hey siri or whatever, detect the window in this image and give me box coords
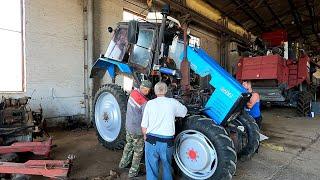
[105,28,128,61]
[123,9,145,21]
[0,0,24,92]
[189,35,200,47]
[169,37,184,69]
[130,29,154,68]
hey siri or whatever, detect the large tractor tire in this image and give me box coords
[174,115,237,180]
[297,91,312,116]
[93,84,128,150]
[235,112,260,156]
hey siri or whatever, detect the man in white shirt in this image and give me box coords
[141,82,187,180]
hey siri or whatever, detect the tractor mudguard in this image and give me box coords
[183,46,248,125]
[90,58,132,79]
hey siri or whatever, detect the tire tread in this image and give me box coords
[92,84,128,150]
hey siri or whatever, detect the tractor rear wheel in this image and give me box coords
[297,91,312,116]
[93,84,128,150]
[174,115,237,180]
[235,113,260,156]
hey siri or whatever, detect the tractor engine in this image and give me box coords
[0,97,45,146]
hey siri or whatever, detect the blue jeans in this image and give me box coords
[145,134,174,180]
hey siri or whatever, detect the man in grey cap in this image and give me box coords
[119,80,152,178]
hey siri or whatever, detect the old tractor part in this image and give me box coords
[0,138,52,157]
[0,156,74,179]
[0,97,73,179]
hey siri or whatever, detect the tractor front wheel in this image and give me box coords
[174,115,237,180]
[93,84,128,150]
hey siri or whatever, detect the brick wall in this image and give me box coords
[0,0,85,123]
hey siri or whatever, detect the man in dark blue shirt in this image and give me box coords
[243,81,262,129]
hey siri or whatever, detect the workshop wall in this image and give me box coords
[0,0,85,123]
[229,42,241,75]
[189,27,220,61]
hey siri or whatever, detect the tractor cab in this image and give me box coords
[105,21,157,74]
[91,7,185,83]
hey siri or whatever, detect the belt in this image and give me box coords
[146,134,174,147]
[146,134,174,142]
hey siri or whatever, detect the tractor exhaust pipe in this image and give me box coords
[153,4,170,65]
[181,23,191,92]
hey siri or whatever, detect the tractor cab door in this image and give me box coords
[105,24,129,62]
[128,23,157,75]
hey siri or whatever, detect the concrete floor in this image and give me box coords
[47,107,320,180]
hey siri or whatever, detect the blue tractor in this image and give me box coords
[90,6,259,180]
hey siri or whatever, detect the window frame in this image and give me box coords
[128,23,157,74]
[0,0,25,93]
[129,28,156,68]
[105,25,129,61]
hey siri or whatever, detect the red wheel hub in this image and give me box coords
[187,148,198,161]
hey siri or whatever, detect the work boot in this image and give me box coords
[128,170,145,178]
[128,172,138,178]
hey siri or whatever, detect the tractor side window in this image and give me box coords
[105,28,128,61]
[169,37,184,69]
[130,29,154,68]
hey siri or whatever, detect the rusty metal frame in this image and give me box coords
[0,159,71,179]
[0,138,52,157]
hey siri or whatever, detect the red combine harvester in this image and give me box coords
[236,30,316,116]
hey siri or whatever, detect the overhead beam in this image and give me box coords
[205,1,244,28]
[288,0,307,40]
[305,0,320,45]
[249,8,293,30]
[161,0,251,45]
[228,0,265,31]
[224,3,245,17]
[263,0,285,29]
[241,0,266,25]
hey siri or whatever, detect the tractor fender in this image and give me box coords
[90,58,132,79]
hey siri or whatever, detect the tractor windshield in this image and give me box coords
[129,28,155,68]
[105,27,128,61]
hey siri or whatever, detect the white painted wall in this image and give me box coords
[0,0,85,121]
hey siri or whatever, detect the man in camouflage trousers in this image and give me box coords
[119,80,152,178]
